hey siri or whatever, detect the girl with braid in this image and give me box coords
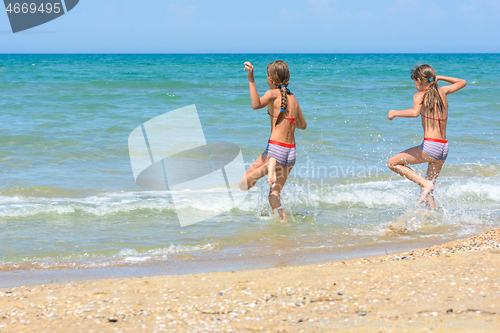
[238,60,306,222]
[387,64,466,209]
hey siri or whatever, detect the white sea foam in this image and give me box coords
[444,181,500,201]
[124,256,153,262]
[113,243,215,259]
[0,176,499,219]
[114,248,140,257]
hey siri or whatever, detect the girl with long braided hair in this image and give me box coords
[387,64,466,209]
[238,60,306,222]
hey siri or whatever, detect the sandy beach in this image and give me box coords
[1,229,499,332]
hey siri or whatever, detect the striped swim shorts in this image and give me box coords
[420,138,449,161]
[264,140,296,167]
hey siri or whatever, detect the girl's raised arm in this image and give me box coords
[245,62,274,110]
[388,93,424,120]
[436,75,466,95]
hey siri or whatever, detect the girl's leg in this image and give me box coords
[238,153,270,191]
[268,158,277,188]
[423,161,445,210]
[268,165,293,222]
[387,146,437,205]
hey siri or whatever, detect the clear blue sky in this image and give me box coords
[1,0,499,53]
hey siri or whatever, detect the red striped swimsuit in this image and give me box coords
[265,109,297,167]
[420,96,449,160]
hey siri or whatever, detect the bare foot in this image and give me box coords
[418,181,434,205]
[277,206,287,223]
[268,158,277,188]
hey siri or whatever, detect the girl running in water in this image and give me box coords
[238,60,306,222]
[388,64,466,209]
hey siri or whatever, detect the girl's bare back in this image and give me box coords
[420,87,449,140]
[267,90,300,144]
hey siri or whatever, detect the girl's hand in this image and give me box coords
[388,110,396,121]
[244,62,254,81]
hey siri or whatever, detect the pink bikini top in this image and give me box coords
[421,113,447,136]
[267,110,297,126]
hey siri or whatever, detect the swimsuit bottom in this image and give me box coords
[264,140,296,167]
[420,138,449,161]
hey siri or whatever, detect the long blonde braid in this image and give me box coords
[267,60,290,126]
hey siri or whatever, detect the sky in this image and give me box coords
[1,0,500,53]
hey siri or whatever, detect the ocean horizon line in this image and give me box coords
[1,52,500,55]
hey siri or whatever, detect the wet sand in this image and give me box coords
[1,229,499,332]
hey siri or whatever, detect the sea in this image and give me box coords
[0,54,499,286]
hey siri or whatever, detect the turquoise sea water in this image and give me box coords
[0,54,499,277]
